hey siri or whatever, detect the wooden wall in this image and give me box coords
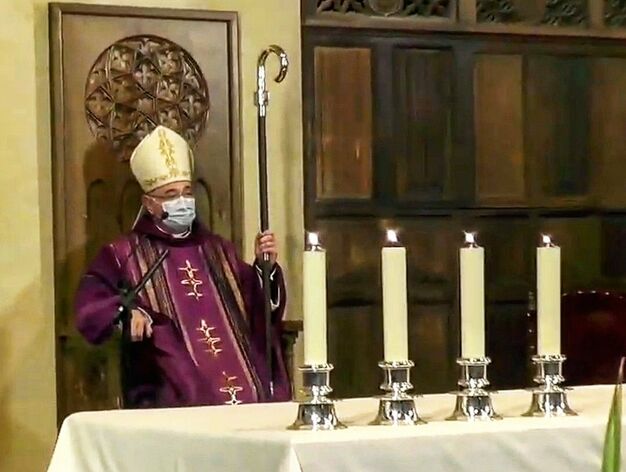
[302,0,626,398]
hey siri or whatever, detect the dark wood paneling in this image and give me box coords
[409,303,456,393]
[601,215,626,281]
[590,58,626,209]
[401,218,456,304]
[526,55,590,206]
[316,219,381,305]
[478,216,531,302]
[474,54,526,206]
[314,46,373,200]
[328,305,382,398]
[540,216,602,289]
[303,24,626,395]
[486,302,530,389]
[393,48,453,203]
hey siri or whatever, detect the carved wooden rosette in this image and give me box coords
[605,0,626,26]
[316,0,451,17]
[85,35,210,161]
[477,0,518,22]
[541,0,588,25]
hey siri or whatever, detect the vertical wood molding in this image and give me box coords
[458,0,477,23]
[588,0,604,27]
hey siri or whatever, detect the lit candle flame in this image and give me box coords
[542,234,552,246]
[464,232,476,245]
[386,229,399,244]
[307,232,320,247]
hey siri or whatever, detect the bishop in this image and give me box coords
[75,126,291,408]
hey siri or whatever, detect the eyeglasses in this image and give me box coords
[148,189,194,202]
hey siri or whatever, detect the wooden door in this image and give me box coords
[50,4,241,422]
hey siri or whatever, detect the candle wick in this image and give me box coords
[306,233,324,251]
[385,230,401,247]
[463,232,478,248]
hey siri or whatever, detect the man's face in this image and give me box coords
[142,181,193,219]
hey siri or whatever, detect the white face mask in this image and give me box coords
[161,196,196,233]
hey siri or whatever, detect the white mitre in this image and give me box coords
[130,125,194,193]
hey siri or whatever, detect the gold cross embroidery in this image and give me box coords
[178,260,203,300]
[219,372,243,405]
[197,319,222,356]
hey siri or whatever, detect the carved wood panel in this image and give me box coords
[605,0,626,26]
[314,47,373,200]
[477,0,519,22]
[306,0,607,30]
[316,0,453,18]
[541,0,588,25]
[84,35,210,161]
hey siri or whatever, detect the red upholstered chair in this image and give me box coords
[561,291,626,385]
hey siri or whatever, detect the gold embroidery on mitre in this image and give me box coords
[219,372,243,405]
[159,128,177,170]
[141,128,192,188]
[197,319,222,357]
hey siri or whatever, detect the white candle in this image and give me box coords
[303,232,327,365]
[382,229,409,362]
[460,232,485,358]
[537,235,561,355]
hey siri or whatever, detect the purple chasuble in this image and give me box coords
[75,215,291,408]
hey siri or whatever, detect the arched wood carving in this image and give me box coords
[85,35,210,160]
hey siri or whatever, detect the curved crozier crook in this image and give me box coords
[257,45,289,83]
[256,45,289,116]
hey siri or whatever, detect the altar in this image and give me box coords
[48,384,618,472]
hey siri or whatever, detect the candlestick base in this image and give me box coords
[447,357,501,421]
[370,360,426,426]
[523,354,577,417]
[288,364,346,431]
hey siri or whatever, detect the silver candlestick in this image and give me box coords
[447,357,501,421]
[370,360,425,426]
[288,364,346,431]
[523,354,576,417]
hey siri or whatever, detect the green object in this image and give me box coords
[602,357,625,472]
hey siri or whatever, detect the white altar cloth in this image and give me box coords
[48,384,622,472]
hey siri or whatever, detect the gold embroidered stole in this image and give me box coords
[200,240,267,401]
